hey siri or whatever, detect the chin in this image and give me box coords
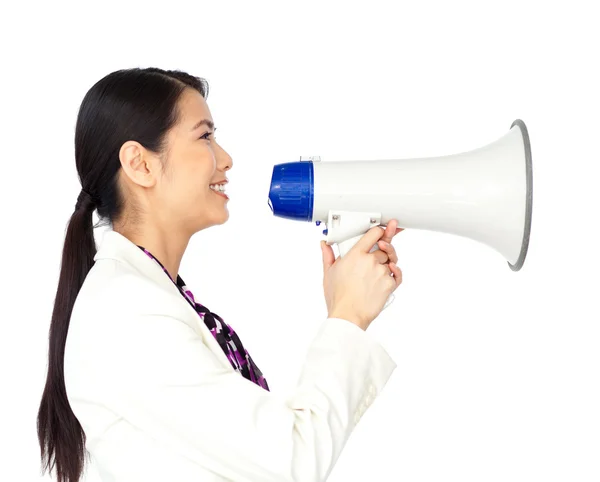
[208,208,230,227]
[213,215,229,225]
[192,198,230,231]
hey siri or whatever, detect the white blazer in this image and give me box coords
[64,229,397,482]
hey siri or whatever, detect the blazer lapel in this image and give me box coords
[93,228,234,372]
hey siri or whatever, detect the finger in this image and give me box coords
[354,225,388,254]
[372,249,389,264]
[389,262,403,287]
[354,221,403,255]
[380,219,398,245]
[321,240,335,271]
[377,240,398,265]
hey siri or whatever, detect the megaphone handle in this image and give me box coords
[336,235,396,311]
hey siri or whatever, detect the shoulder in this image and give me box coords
[66,257,200,383]
[71,257,190,333]
[86,257,163,295]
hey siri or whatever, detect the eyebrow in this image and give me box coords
[190,119,216,131]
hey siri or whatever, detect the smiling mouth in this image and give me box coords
[210,188,229,200]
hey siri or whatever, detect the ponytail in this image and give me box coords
[36,192,97,482]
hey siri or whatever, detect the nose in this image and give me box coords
[217,143,233,171]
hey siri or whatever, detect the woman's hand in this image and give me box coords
[321,220,405,331]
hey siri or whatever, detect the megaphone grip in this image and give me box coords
[335,234,396,310]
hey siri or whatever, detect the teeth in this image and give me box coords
[210,184,225,192]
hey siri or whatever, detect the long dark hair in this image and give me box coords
[36,67,209,482]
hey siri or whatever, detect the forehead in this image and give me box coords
[176,88,213,131]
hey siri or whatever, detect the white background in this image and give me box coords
[1,1,599,481]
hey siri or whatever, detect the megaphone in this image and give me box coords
[268,119,533,310]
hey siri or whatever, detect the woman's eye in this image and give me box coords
[199,131,215,141]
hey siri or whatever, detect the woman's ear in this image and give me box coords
[119,141,158,188]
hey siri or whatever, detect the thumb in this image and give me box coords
[321,240,335,271]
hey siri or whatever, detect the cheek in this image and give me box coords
[162,170,200,209]
[181,156,213,187]
[167,148,215,201]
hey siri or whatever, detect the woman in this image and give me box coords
[37,67,404,482]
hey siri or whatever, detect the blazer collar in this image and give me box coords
[94,229,176,293]
[93,228,234,371]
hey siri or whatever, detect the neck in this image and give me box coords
[115,223,190,282]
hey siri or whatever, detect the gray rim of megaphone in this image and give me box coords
[507,119,533,272]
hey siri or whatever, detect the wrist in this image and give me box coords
[328,312,367,331]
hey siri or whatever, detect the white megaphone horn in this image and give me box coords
[268,119,533,310]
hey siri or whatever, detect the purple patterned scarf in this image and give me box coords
[137,245,269,391]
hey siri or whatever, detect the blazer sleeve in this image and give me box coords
[103,314,397,482]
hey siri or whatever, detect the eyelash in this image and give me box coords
[199,131,216,141]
